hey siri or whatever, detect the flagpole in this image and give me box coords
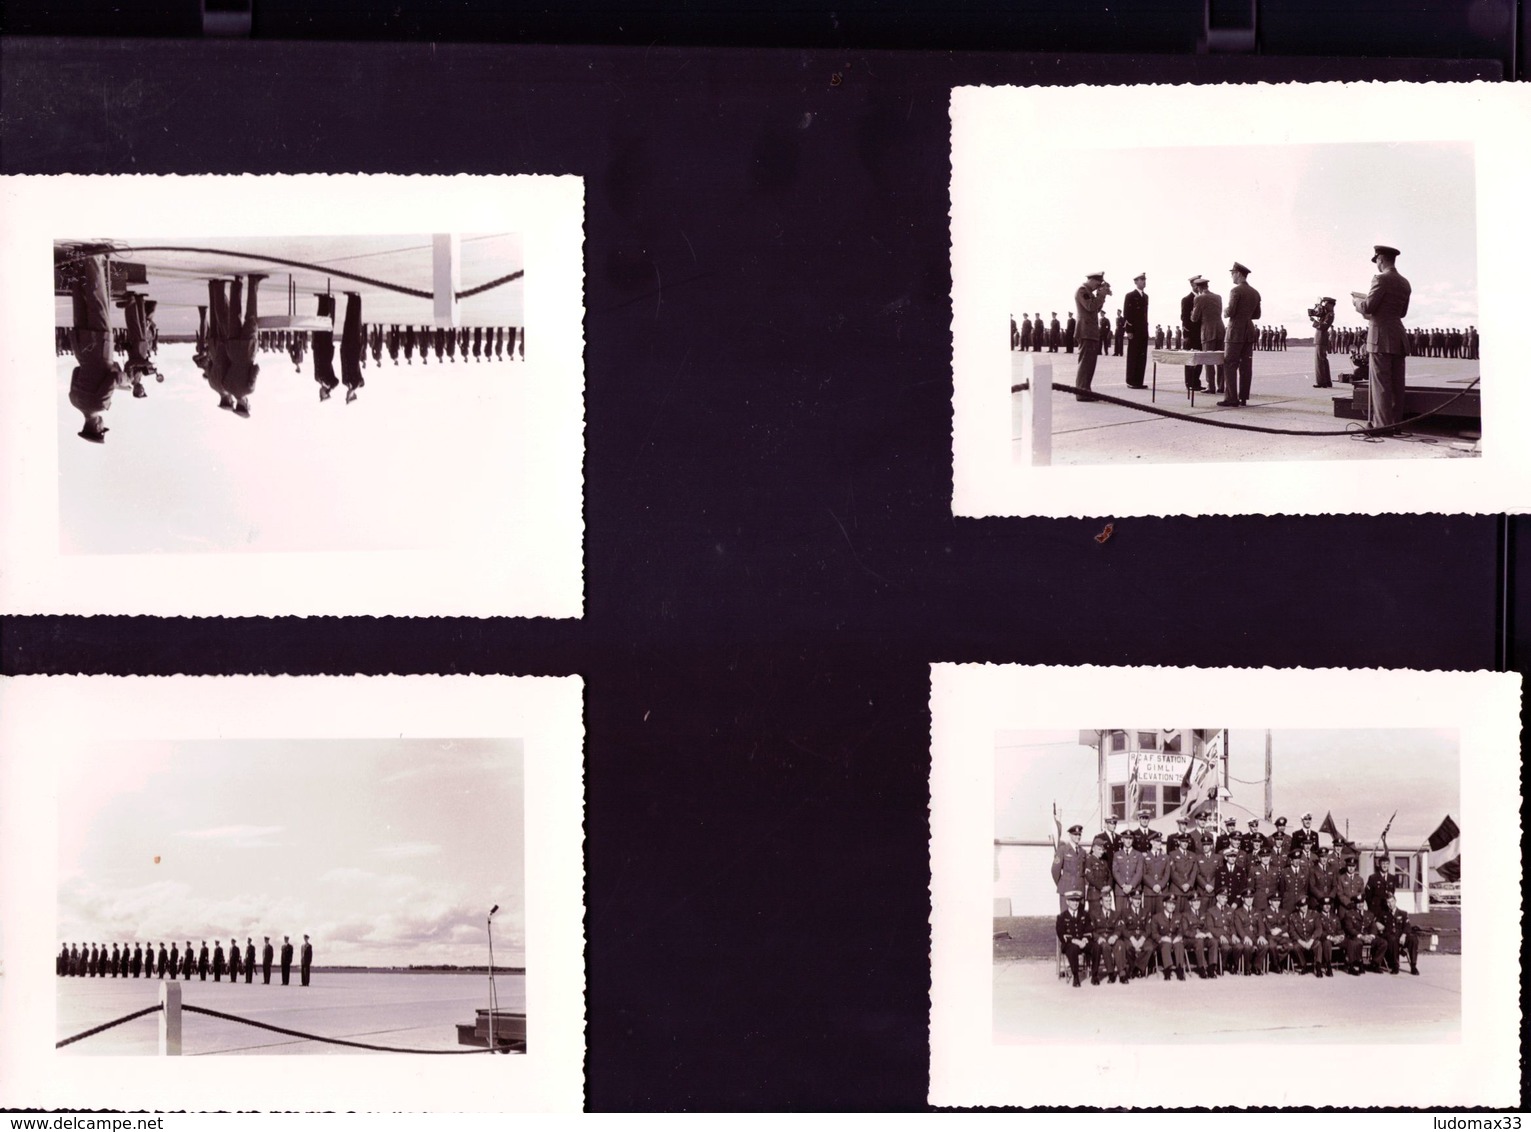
[1263,729,1272,821]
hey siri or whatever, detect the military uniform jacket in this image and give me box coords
[1052,840,1088,894]
[1191,290,1224,348]
[1142,855,1171,895]
[1151,909,1184,939]
[1112,847,1145,891]
[1193,852,1220,890]
[1167,850,1198,893]
[1181,906,1212,935]
[1118,907,1153,942]
[1225,282,1263,345]
[1336,871,1366,905]
[1279,865,1312,908]
[1215,859,1250,898]
[1089,904,1121,938]
[1056,908,1092,943]
[1359,268,1412,354]
[1317,910,1346,939]
[1288,908,1322,942]
[1127,825,1161,853]
[1307,867,1338,904]
[1124,287,1149,334]
[1381,906,1414,941]
[1248,863,1281,906]
[1096,830,1123,865]
[1340,906,1377,939]
[1363,872,1396,914]
[1074,285,1106,340]
[1289,829,1319,856]
[1231,906,1261,938]
[1205,905,1236,937]
[1242,832,1270,859]
[1260,909,1289,940]
[1268,832,1292,864]
[1082,855,1113,893]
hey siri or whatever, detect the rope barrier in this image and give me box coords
[55,243,522,303]
[1010,377,1481,438]
[180,1003,499,1054]
[55,1003,163,1049]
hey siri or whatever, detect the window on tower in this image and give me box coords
[1161,785,1183,814]
[1137,732,1158,750]
[1110,785,1126,821]
[1110,731,1127,752]
[1139,784,1158,813]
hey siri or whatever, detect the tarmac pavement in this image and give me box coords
[1012,349,1481,466]
[994,953,1460,1044]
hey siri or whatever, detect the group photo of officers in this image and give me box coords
[1050,811,1423,989]
[57,934,315,987]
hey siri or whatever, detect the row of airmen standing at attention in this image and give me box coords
[247,322,524,369]
[57,935,314,986]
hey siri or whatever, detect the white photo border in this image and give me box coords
[930,664,1522,1108]
[951,81,1531,517]
[0,174,585,617]
[0,675,586,1113]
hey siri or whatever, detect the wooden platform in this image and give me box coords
[1333,380,1480,426]
[455,1007,527,1052]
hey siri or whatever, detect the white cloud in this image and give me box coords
[175,824,284,848]
[376,841,442,859]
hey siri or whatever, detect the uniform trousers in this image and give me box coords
[1223,340,1254,402]
[1074,339,1100,399]
[1369,351,1407,430]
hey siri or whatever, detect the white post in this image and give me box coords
[432,234,461,328]
[1020,354,1052,467]
[159,980,181,1056]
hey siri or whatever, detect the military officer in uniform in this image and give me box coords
[245,938,256,984]
[1127,809,1160,854]
[198,941,210,981]
[1213,817,1240,858]
[1088,890,1123,984]
[1182,893,1216,979]
[1268,816,1292,867]
[130,943,143,978]
[1123,273,1149,388]
[1317,897,1346,977]
[181,942,195,981]
[1142,838,1171,917]
[1288,897,1323,976]
[167,942,179,980]
[1206,890,1236,976]
[1336,855,1366,908]
[1364,858,1397,919]
[1073,271,1111,401]
[1082,836,1113,913]
[1111,833,1144,907]
[1308,847,1339,907]
[1180,276,1204,391]
[1051,823,1089,912]
[212,940,226,982]
[229,938,242,983]
[1055,891,1093,988]
[1231,893,1263,975]
[1353,244,1412,433]
[1279,850,1312,912]
[1242,818,1269,861]
[1341,901,1381,975]
[262,936,275,984]
[1193,838,1219,902]
[1261,895,1291,973]
[1215,844,1249,901]
[1218,261,1262,407]
[300,934,314,987]
[1379,890,1420,975]
[1096,815,1124,865]
[280,935,295,986]
[1167,830,1198,905]
[1152,894,1188,981]
[1289,812,1319,858]
[1248,848,1281,910]
[158,942,171,980]
[1118,893,1154,982]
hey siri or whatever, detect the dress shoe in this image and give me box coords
[1216,400,1239,407]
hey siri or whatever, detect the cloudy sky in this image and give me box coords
[57,738,524,967]
[1010,141,1478,334]
[996,728,1458,846]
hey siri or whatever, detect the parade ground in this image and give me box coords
[55,970,526,1055]
[1012,349,1482,466]
[994,953,1460,1044]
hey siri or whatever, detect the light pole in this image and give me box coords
[486,905,500,1052]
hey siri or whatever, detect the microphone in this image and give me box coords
[489,904,499,917]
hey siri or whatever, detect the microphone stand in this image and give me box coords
[486,906,500,1052]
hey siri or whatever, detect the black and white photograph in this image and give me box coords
[951,81,1531,517]
[0,176,584,616]
[930,665,1521,1108]
[994,729,1459,1042]
[53,737,527,1057]
[0,675,585,1112]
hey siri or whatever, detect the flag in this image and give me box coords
[1319,812,1340,841]
[1126,755,1140,821]
[1427,814,1461,882]
[1379,810,1396,856]
[1186,784,1227,820]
